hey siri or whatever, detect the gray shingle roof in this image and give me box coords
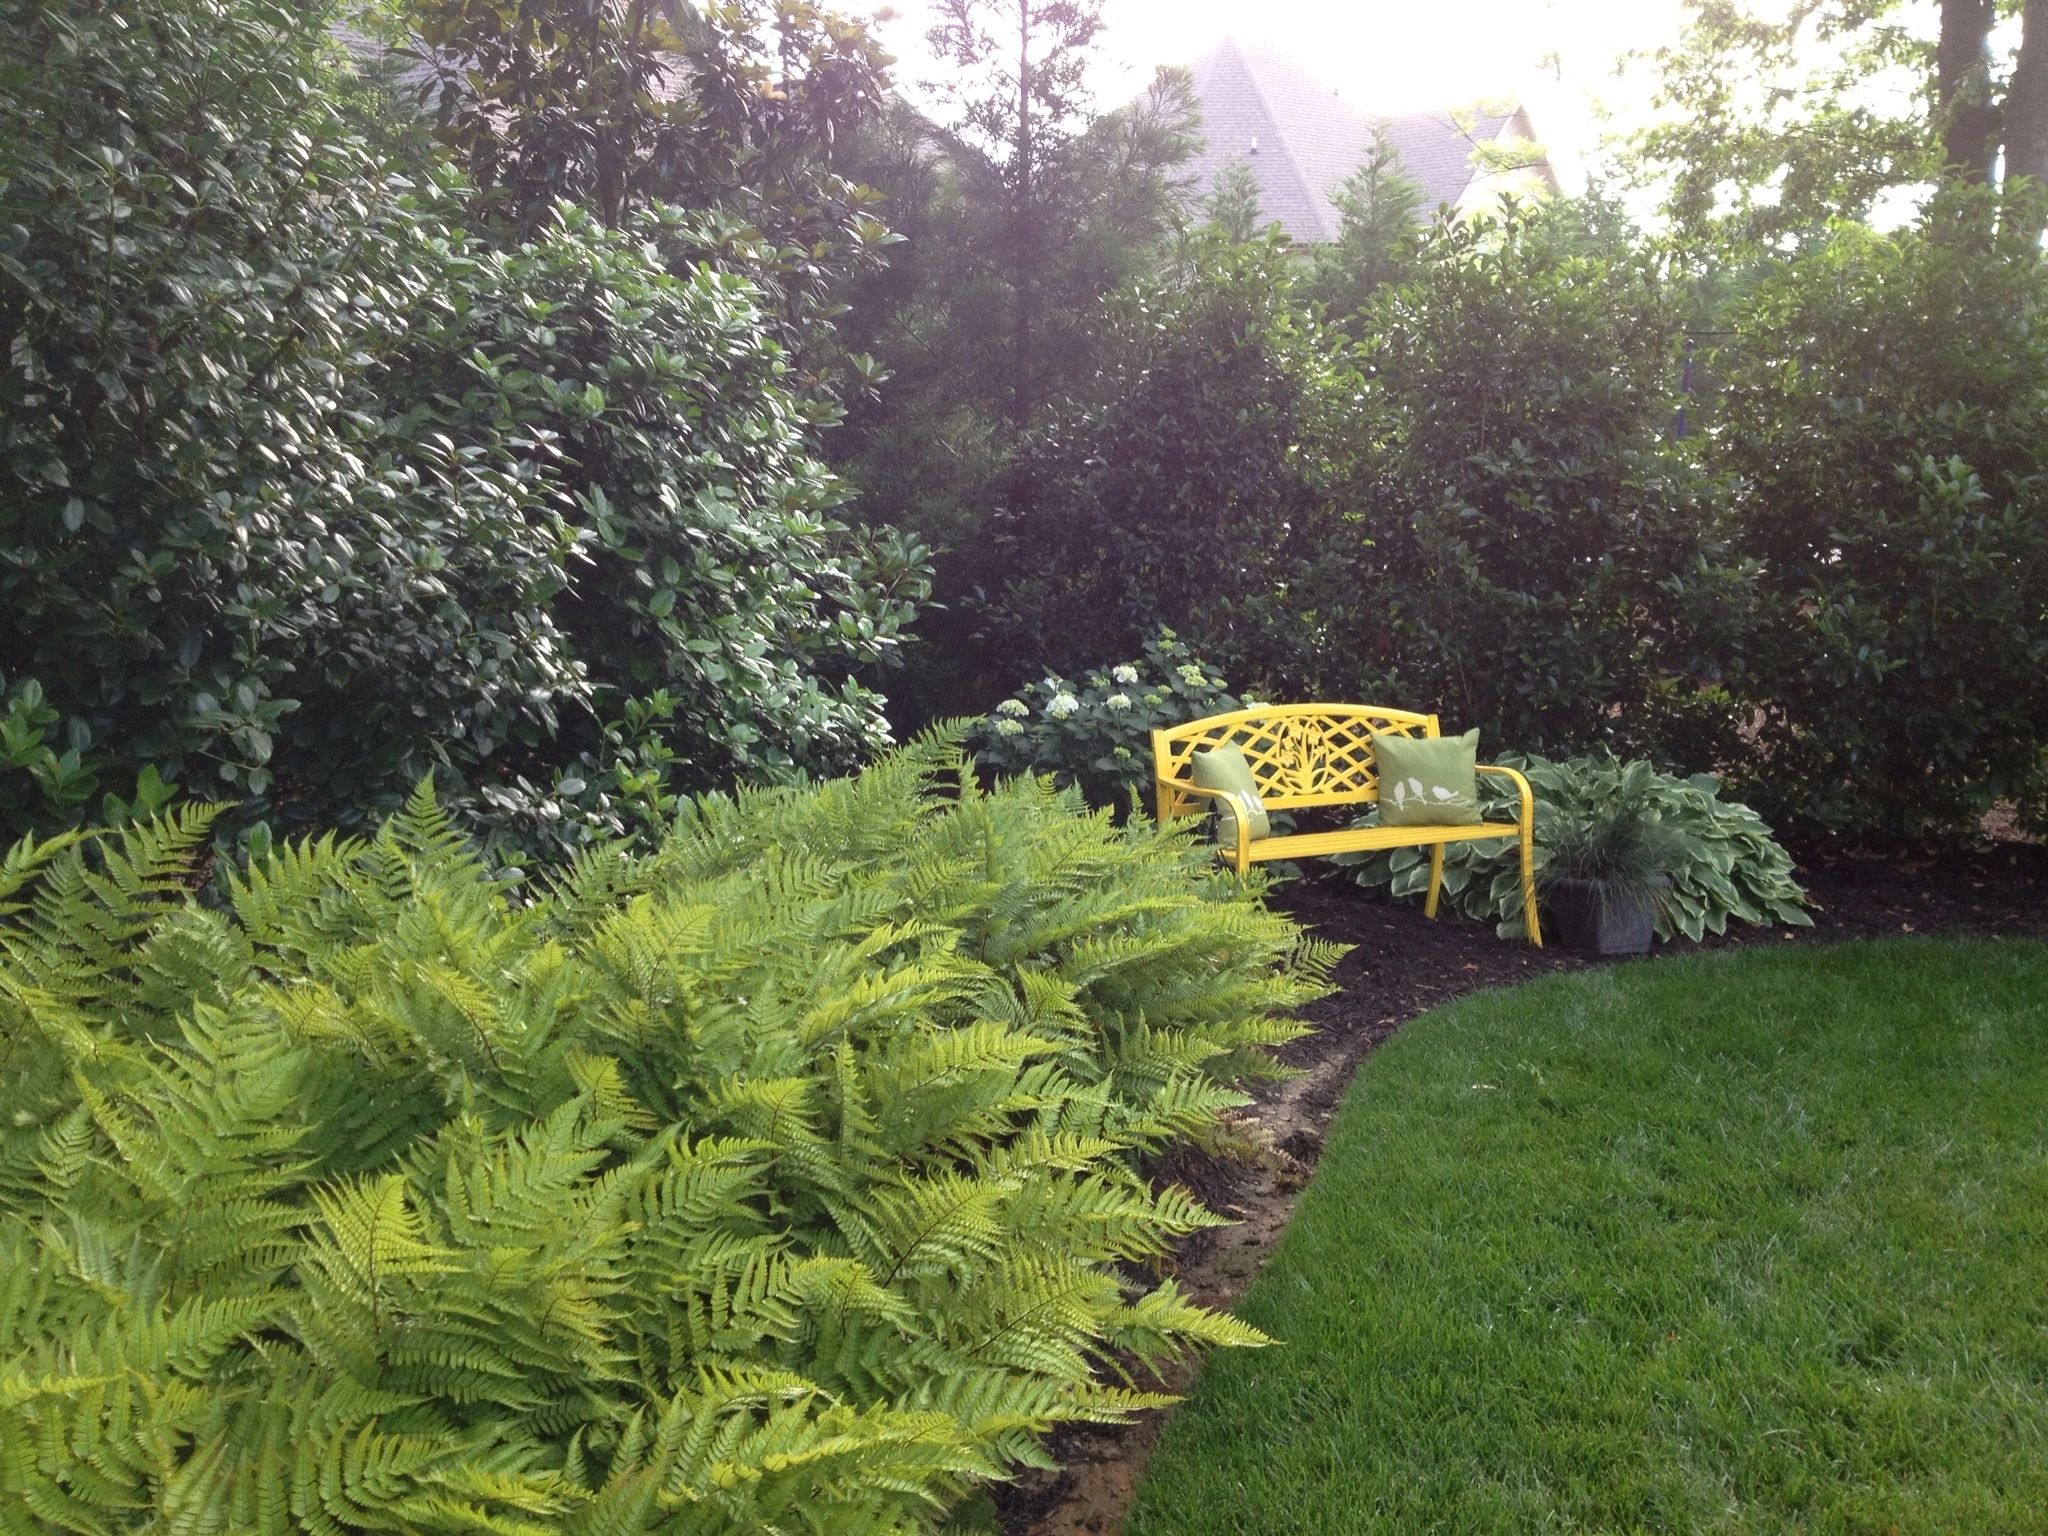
[1180,37,1541,244]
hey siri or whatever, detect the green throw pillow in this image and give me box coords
[1191,742,1271,844]
[1372,728,1481,827]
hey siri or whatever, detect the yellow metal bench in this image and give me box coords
[1152,704,1542,946]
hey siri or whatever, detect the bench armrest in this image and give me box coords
[1164,780,1258,868]
[1475,763,1534,826]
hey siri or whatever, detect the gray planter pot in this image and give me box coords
[1543,875,1665,956]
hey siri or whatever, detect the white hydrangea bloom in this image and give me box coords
[1105,693,1132,711]
[1111,664,1139,685]
[1046,692,1081,719]
[993,717,1024,736]
[995,698,1029,718]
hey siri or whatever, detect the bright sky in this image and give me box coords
[857,0,1697,192]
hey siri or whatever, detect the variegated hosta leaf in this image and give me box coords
[1340,752,1811,942]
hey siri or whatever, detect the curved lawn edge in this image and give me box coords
[1127,938,2048,1536]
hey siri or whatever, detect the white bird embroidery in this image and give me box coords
[1431,785,1456,802]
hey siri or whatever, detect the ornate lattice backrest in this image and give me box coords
[1151,704,1439,822]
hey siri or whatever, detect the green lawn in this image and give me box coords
[1128,940,2048,1535]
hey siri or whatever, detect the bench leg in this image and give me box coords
[1519,820,1543,947]
[1424,844,1445,920]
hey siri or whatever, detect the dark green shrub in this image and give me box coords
[970,632,1244,811]
[0,735,1334,1532]
[1705,192,2048,839]
[362,201,931,804]
[1339,753,1811,942]
[1335,206,1756,760]
[0,0,926,857]
[0,0,557,838]
[977,207,1758,773]
[983,229,1369,686]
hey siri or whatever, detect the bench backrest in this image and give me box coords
[1151,704,1440,822]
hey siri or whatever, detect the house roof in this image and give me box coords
[1181,37,1547,244]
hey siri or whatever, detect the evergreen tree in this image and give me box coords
[1309,130,1427,323]
[925,0,1110,430]
[1206,154,1265,241]
[826,43,1196,721]
[379,0,897,391]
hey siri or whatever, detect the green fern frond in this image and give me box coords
[1110,1278,1274,1360]
[0,826,87,917]
[0,752,1318,1532]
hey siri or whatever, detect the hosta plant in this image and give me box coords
[0,734,1336,1534]
[1338,753,1812,942]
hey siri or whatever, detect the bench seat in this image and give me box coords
[1231,820,1529,863]
[1151,703,1543,946]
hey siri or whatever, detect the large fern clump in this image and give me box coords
[0,736,1335,1534]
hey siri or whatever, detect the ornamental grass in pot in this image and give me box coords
[1540,785,1685,956]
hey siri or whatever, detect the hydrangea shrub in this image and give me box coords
[972,632,1245,811]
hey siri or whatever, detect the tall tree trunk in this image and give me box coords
[2004,0,2048,195]
[1938,0,2000,182]
[1012,0,1034,433]
[595,0,652,227]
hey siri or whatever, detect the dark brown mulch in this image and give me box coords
[994,835,2048,1536]
[1290,834,2048,1024]
[1272,835,2048,1130]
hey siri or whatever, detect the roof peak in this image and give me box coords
[1176,36,1546,243]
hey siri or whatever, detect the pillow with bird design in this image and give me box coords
[1371,728,1481,827]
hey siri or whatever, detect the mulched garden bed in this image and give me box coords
[996,834,2048,1536]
